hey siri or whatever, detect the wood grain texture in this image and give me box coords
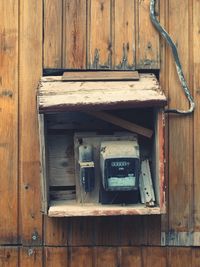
[0,0,18,244]
[42,0,161,71]
[113,0,135,70]
[0,248,18,267]
[120,247,142,267]
[168,247,192,267]
[136,0,160,69]
[48,134,75,187]
[159,0,169,244]
[142,247,167,267]
[45,247,68,267]
[20,248,43,267]
[44,217,69,246]
[120,216,147,246]
[168,0,193,234]
[69,247,93,267]
[88,0,112,69]
[44,0,63,68]
[95,247,118,267]
[145,215,162,245]
[62,71,139,81]
[21,247,200,266]
[38,115,49,213]
[94,217,120,246]
[192,248,200,266]
[1,0,199,254]
[86,111,153,138]
[48,201,164,217]
[68,217,95,246]
[19,0,43,245]
[193,0,200,232]
[38,74,167,113]
[63,0,87,69]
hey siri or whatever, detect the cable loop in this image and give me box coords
[150,0,195,115]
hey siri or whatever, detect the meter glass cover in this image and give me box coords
[104,158,139,191]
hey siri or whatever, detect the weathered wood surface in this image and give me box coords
[63,0,87,68]
[47,134,75,187]
[88,0,112,69]
[19,0,43,245]
[38,114,49,213]
[1,0,200,259]
[0,0,18,244]
[38,74,167,112]
[113,0,136,70]
[45,247,68,266]
[44,0,63,68]
[62,71,139,81]
[20,247,43,267]
[0,246,200,267]
[0,248,18,267]
[43,0,160,70]
[193,0,200,234]
[48,200,164,217]
[166,0,193,245]
[86,111,153,138]
[159,0,169,246]
[136,0,160,69]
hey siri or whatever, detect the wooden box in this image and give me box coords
[37,73,167,217]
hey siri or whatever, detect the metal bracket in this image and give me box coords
[139,160,155,207]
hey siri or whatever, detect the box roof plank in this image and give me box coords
[38,73,167,113]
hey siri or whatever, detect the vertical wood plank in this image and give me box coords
[145,216,161,245]
[44,247,68,267]
[193,0,200,233]
[63,0,87,69]
[69,247,93,267]
[95,247,118,267]
[0,0,18,244]
[142,247,167,267]
[192,248,200,266]
[159,0,169,245]
[113,0,135,70]
[94,217,120,246]
[68,217,95,246]
[120,247,142,267]
[19,0,43,245]
[168,248,192,267]
[44,0,63,68]
[87,0,112,69]
[120,216,147,246]
[44,217,69,246]
[136,0,160,69]
[0,248,18,267]
[20,248,42,267]
[168,0,193,236]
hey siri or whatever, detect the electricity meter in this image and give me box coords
[100,139,140,191]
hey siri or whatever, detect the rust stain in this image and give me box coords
[158,110,166,210]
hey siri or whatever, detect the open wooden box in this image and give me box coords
[37,73,167,217]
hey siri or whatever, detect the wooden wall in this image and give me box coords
[44,0,160,70]
[0,0,200,266]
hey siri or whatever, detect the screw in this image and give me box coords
[32,235,37,241]
[32,230,38,241]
